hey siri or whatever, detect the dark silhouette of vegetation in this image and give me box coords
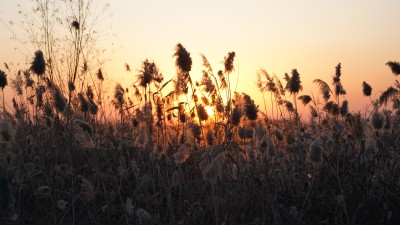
[1,2,400,224]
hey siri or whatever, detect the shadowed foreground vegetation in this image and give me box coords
[1,44,400,225]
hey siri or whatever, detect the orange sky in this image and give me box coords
[1,0,400,117]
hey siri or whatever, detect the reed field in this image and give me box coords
[1,1,400,224]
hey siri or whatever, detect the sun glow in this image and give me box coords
[205,106,214,118]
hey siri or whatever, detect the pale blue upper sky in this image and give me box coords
[1,0,400,113]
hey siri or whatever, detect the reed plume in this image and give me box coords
[174,43,192,74]
[30,50,46,76]
[386,61,400,76]
[362,81,372,97]
[243,93,258,121]
[224,52,236,74]
[0,70,7,90]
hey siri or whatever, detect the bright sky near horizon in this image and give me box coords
[1,0,400,117]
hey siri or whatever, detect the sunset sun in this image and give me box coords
[205,105,214,118]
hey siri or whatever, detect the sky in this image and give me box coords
[1,0,400,117]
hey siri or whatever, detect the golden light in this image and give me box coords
[205,106,214,118]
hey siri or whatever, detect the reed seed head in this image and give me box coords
[30,50,46,76]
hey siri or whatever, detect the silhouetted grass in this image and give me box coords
[1,47,400,225]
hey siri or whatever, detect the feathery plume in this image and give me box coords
[224,52,236,73]
[286,69,302,94]
[325,101,339,115]
[314,79,331,101]
[174,43,192,73]
[71,20,80,30]
[362,81,372,97]
[231,105,242,126]
[0,70,7,90]
[379,86,398,105]
[197,104,209,121]
[200,54,212,72]
[218,70,227,89]
[386,61,400,76]
[30,50,46,76]
[138,59,160,88]
[333,63,346,96]
[115,83,125,106]
[53,87,66,112]
[243,93,258,120]
[11,71,23,95]
[285,101,294,112]
[298,95,312,106]
[200,71,215,93]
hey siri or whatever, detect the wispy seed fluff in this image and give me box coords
[309,140,323,163]
[371,110,384,130]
